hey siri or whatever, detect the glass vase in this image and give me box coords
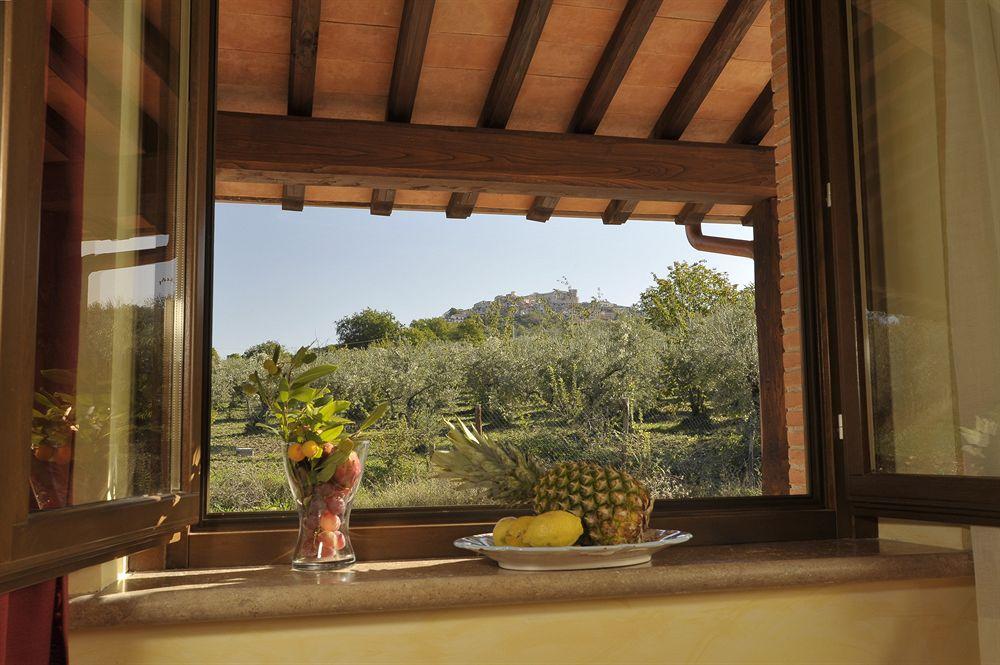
[285,439,367,571]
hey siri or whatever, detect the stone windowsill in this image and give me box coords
[68,539,973,629]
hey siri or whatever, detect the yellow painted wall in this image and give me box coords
[70,577,978,665]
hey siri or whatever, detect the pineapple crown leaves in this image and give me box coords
[431,418,546,503]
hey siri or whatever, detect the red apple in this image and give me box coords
[333,451,362,489]
[325,494,347,516]
[319,510,341,533]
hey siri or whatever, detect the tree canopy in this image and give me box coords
[638,260,740,333]
[336,309,403,348]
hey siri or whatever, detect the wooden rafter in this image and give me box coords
[216,111,776,204]
[675,81,774,226]
[446,0,553,219]
[603,0,766,225]
[282,0,322,212]
[527,0,661,223]
[371,0,435,216]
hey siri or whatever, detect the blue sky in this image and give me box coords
[211,203,753,355]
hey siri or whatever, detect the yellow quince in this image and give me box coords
[523,510,584,547]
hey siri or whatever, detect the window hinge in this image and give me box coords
[837,413,844,440]
[825,182,832,208]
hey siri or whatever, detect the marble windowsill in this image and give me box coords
[69,539,973,629]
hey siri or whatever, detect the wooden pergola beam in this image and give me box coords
[216,111,776,204]
[446,0,552,219]
[527,0,661,223]
[603,0,766,225]
[675,81,773,225]
[371,0,435,216]
[282,0,322,212]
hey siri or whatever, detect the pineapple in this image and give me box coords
[432,420,653,545]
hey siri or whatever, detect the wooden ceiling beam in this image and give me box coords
[216,111,776,204]
[282,0,322,212]
[446,0,552,219]
[675,82,773,226]
[372,0,435,216]
[527,0,661,223]
[602,0,766,225]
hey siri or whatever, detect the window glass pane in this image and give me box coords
[31,0,189,509]
[852,0,1000,476]
[207,208,807,513]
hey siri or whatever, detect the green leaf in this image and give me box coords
[302,352,317,364]
[240,381,258,395]
[357,402,389,432]
[263,358,278,375]
[289,387,316,403]
[319,425,345,442]
[272,345,281,364]
[315,441,354,483]
[290,365,338,389]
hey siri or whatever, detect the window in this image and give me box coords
[852,0,1000,478]
[0,0,212,593]
[826,0,1000,523]
[183,0,833,567]
[206,206,800,515]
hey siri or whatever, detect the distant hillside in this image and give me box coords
[442,288,633,326]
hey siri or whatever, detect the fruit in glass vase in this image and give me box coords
[53,445,72,465]
[523,510,584,547]
[301,440,321,459]
[319,510,341,533]
[434,420,652,545]
[33,445,55,462]
[333,451,362,489]
[287,443,306,462]
[325,493,347,516]
[319,530,346,554]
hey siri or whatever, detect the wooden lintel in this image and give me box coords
[604,0,766,224]
[447,0,552,219]
[528,0,661,223]
[217,112,776,205]
[373,0,435,216]
[675,81,774,228]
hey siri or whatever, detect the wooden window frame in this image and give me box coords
[0,0,215,594]
[811,0,1000,527]
[165,0,880,570]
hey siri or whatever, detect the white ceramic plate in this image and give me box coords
[454,529,693,571]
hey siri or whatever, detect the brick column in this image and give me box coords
[770,0,807,493]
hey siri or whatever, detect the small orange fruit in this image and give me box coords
[33,445,55,462]
[300,441,321,459]
[287,443,306,462]
[53,445,73,465]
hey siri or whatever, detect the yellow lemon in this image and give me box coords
[492,516,517,546]
[523,510,584,547]
[503,516,535,547]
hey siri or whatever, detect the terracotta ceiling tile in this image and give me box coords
[318,22,398,64]
[505,75,587,132]
[410,67,494,126]
[218,10,288,54]
[423,33,508,71]
[540,3,624,47]
[430,0,519,37]
[321,0,401,27]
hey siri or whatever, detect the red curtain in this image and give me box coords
[0,579,67,665]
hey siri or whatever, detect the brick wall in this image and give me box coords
[770,0,807,493]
